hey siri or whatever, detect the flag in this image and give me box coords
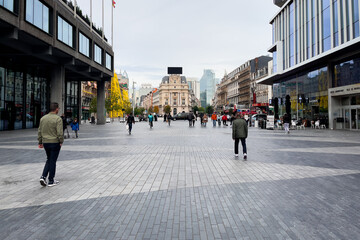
[112,0,116,8]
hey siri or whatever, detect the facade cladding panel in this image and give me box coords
[266,0,360,130]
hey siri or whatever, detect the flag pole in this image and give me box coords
[112,0,114,46]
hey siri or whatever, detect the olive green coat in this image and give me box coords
[232,118,248,139]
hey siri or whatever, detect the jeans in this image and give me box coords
[42,143,61,183]
[234,138,247,154]
[213,120,216,126]
[284,123,290,133]
[128,123,133,133]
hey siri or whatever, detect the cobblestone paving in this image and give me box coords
[0,120,359,240]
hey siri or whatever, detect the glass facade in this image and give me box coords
[25,0,49,33]
[57,16,73,47]
[94,44,102,65]
[1,0,14,12]
[353,0,359,38]
[289,3,295,67]
[307,0,311,59]
[273,67,328,123]
[333,57,360,87]
[0,67,48,131]
[312,0,317,57]
[66,81,79,120]
[273,51,277,73]
[322,0,331,52]
[333,0,339,47]
[79,32,90,57]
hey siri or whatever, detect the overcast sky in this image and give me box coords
[77,0,279,87]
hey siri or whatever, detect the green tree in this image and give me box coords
[164,105,171,114]
[206,106,214,114]
[125,106,132,115]
[198,107,205,113]
[192,106,199,113]
[89,97,97,114]
[105,92,121,115]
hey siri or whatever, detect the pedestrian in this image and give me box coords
[232,113,248,160]
[187,112,193,127]
[38,102,63,187]
[167,113,172,126]
[202,114,208,127]
[164,114,167,122]
[148,113,154,128]
[126,113,135,134]
[154,114,158,122]
[70,117,79,138]
[211,112,217,127]
[217,114,221,126]
[61,114,70,139]
[222,114,228,126]
[283,113,290,134]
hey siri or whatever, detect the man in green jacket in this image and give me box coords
[232,113,248,160]
[38,102,64,187]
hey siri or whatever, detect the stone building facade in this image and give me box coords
[159,74,191,115]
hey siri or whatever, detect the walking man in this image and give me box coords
[211,112,217,127]
[126,113,135,134]
[38,102,63,187]
[148,113,154,128]
[283,113,290,134]
[232,113,248,160]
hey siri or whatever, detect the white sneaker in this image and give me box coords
[235,154,239,157]
[243,153,247,160]
[48,180,60,187]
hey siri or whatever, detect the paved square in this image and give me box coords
[0,120,360,239]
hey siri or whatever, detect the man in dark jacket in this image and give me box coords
[232,113,248,160]
[187,112,194,127]
[126,113,135,134]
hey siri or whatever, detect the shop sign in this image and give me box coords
[329,83,360,96]
[253,103,269,107]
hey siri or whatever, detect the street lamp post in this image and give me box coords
[132,81,136,115]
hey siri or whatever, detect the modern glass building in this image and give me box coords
[0,0,114,130]
[260,0,360,130]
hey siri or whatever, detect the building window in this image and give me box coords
[182,99,185,105]
[273,51,277,73]
[307,0,311,58]
[94,44,102,64]
[79,32,90,57]
[322,0,331,52]
[26,0,49,33]
[173,99,177,105]
[289,2,295,67]
[333,0,339,47]
[106,53,112,70]
[312,0,317,56]
[353,0,359,38]
[346,0,350,41]
[57,16,73,47]
[1,0,14,12]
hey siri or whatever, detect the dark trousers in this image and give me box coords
[128,123,133,133]
[234,138,247,154]
[42,143,61,182]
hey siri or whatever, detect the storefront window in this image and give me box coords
[66,81,79,120]
[273,67,328,123]
[26,74,33,128]
[14,72,23,130]
[0,68,5,131]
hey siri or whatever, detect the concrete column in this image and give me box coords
[50,65,65,115]
[97,80,105,124]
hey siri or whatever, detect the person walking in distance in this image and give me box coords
[283,113,290,134]
[211,112,217,127]
[187,112,193,127]
[61,114,70,139]
[38,102,63,187]
[232,113,248,160]
[70,117,79,138]
[192,112,196,126]
[148,113,154,128]
[126,113,135,134]
[222,114,228,126]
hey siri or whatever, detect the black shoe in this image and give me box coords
[40,177,47,187]
[48,180,60,187]
[243,153,247,160]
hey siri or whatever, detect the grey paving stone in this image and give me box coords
[0,121,360,239]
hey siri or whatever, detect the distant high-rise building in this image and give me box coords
[117,70,129,90]
[139,84,153,97]
[187,78,200,101]
[199,69,216,107]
